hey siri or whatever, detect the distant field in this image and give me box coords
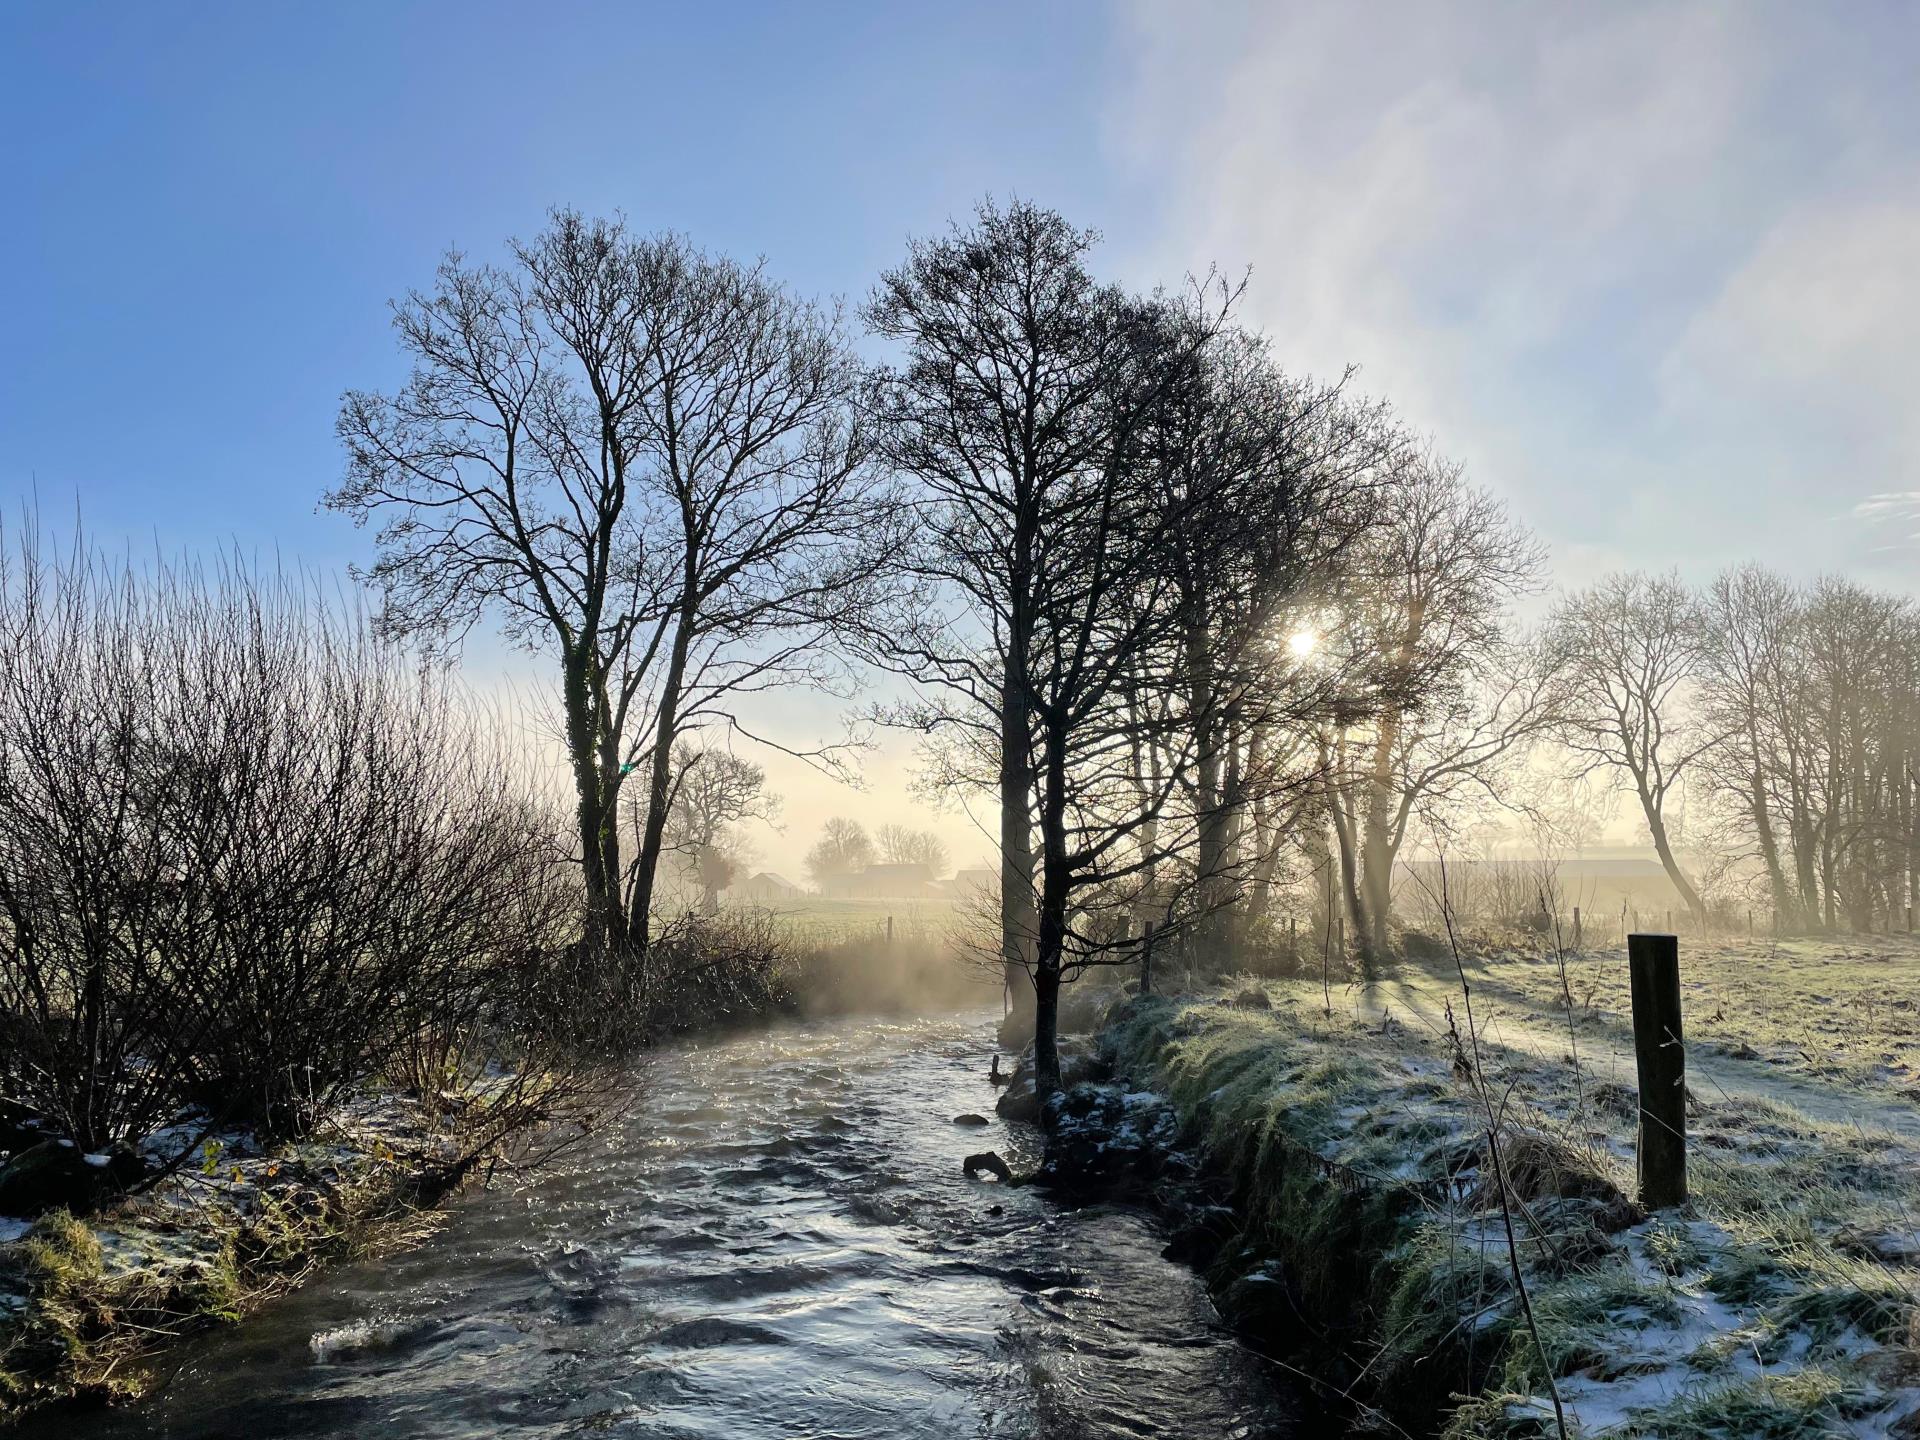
[738,895,967,942]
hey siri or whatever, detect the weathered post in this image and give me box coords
[1140,920,1155,996]
[1628,932,1687,1210]
[1746,909,1753,938]
[1907,905,1914,934]
[886,914,895,948]
[1572,906,1582,949]
[1289,915,1298,965]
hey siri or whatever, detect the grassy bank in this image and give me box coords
[0,1085,514,1416]
[1094,961,1920,1437]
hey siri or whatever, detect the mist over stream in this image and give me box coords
[31,1013,1304,1439]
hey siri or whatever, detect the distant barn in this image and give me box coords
[732,871,806,905]
[821,862,946,901]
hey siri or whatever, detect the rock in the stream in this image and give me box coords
[963,1151,1017,1183]
[1219,1261,1300,1336]
[0,1138,146,1217]
[1033,1082,1184,1198]
[993,1040,1102,1125]
[1161,1199,1241,1267]
[952,1113,991,1127]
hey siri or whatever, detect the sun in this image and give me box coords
[1287,628,1319,659]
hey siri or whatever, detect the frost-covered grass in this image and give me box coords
[1447,933,1920,1107]
[0,1085,473,1416]
[1095,970,1920,1439]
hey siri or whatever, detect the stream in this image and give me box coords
[32,1013,1308,1439]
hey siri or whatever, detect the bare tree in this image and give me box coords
[804,817,875,890]
[875,823,951,877]
[1137,331,1396,961]
[1320,454,1551,973]
[866,201,1245,1083]
[1698,565,1808,927]
[863,200,1226,1057]
[330,211,887,964]
[1549,571,1712,925]
[659,745,778,913]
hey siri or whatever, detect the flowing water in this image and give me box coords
[37,1014,1308,1439]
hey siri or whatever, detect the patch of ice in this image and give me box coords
[0,1217,30,1245]
[83,1152,110,1168]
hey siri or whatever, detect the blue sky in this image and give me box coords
[6,2,1919,870]
[0,2,1133,572]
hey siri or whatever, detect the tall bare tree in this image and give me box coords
[1698,565,1806,926]
[330,211,886,960]
[866,199,1230,1085]
[875,823,951,876]
[1320,454,1550,973]
[1549,571,1712,925]
[863,200,1168,1037]
[1139,334,1393,960]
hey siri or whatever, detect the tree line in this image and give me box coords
[8,198,1888,1120]
[318,198,1920,1096]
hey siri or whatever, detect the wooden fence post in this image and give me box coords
[1628,931,1687,1210]
[1572,905,1582,948]
[886,914,894,948]
[1140,920,1155,996]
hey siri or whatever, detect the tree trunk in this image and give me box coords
[1186,605,1234,956]
[1638,782,1706,925]
[999,652,1038,1041]
[1032,723,1071,1100]
[1327,786,1370,978]
[1747,756,1794,927]
[1358,706,1402,968]
[628,616,695,953]
[563,651,623,953]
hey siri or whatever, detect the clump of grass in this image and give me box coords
[1374,1229,1514,1416]
[172,1241,245,1324]
[0,1210,111,1406]
[1770,1262,1917,1353]
[1497,1265,1683,1391]
[1707,1246,1796,1308]
[1439,1391,1565,1440]
[1646,1218,1707,1276]
[1687,1318,1780,1375]
[1620,1366,1874,1439]
[1472,1126,1639,1232]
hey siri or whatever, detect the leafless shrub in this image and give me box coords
[0,526,598,1170]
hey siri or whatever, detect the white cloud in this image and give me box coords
[1661,195,1920,549]
[1106,1,1920,588]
